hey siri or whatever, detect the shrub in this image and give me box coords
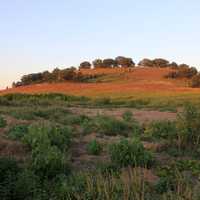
[176,104,200,150]
[23,123,72,152]
[109,139,153,168]
[96,116,131,136]
[80,119,96,135]
[14,170,40,200]
[8,124,29,140]
[0,157,20,199]
[86,140,102,155]
[0,115,6,128]
[31,145,70,178]
[122,111,133,122]
[145,120,177,140]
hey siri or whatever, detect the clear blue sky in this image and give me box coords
[1,0,200,88]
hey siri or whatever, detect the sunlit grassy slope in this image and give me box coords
[1,67,200,109]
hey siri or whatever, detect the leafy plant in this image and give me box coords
[8,124,29,140]
[86,140,102,155]
[0,115,6,128]
[96,115,131,136]
[145,120,176,140]
[31,145,70,178]
[122,110,133,122]
[109,139,154,168]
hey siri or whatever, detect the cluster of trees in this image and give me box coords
[138,58,181,68]
[166,64,198,79]
[12,67,99,87]
[12,56,200,88]
[79,56,135,69]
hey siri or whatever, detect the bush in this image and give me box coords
[23,123,72,152]
[96,116,131,136]
[109,139,154,168]
[31,145,70,178]
[122,111,133,122]
[176,104,200,150]
[145,120,177,140]
[14,170,40,200]
[80,119,96,135]
[0,115,6,128]
[86,140,102,155]
[8,124,29,140]
[0,157,20,199]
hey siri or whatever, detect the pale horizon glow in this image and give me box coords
[1,0,200,89]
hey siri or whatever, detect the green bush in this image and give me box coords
[0,157,20,199]
[122,111,133,122]
[22,123,71,179]
[176,104,200,150]
[0,115,6,128]
[14,170,40,200]
[145,120,177,140]
[8,124,29,140]
[31,145,70,178]
[23,123,72,152]
[96,116,131,136]
[86,140,102,155]
[109,139,154,168]
[80,118,96,135]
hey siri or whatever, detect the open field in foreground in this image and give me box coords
[0,93,200,199]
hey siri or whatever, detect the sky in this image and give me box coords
[0,0,200,89]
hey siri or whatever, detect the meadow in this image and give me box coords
[0,93,200,199]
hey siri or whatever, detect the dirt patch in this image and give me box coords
[68,107,177,123]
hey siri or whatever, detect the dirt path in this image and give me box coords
[68,107,177,123]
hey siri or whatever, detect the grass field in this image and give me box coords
[0,93,200,199]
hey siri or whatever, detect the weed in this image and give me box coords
[86,140,102,155]
[0,115,6,128]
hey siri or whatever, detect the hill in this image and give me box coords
[1,67,200,108]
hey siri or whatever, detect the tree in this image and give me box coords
[191,74,200,87]
[138,58,154,67]
[52,68,61,81]
[92,59,103,68]
[102,58,117,68]
[153,58,169,68]
[115,56,135,68]
[169,62,178,69]
[79,61,91,69]
[179,64,190,68]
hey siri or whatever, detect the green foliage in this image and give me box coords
[0,115,6,128]
[96,115,131,136]
[109,139,154,168]
[176,104,200,150]
[22,123,71,179]
[122,110,133,122]
[23,123,72,152]
[14,170,40,200]
[31,145,69,178]
[145,120,177,140]
[8,124,29,140]
[0,157,20,199]
[80,118,95,135]
[155,177,173,194]
[86,140,102,155]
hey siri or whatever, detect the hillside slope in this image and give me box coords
[1,67,200,99]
